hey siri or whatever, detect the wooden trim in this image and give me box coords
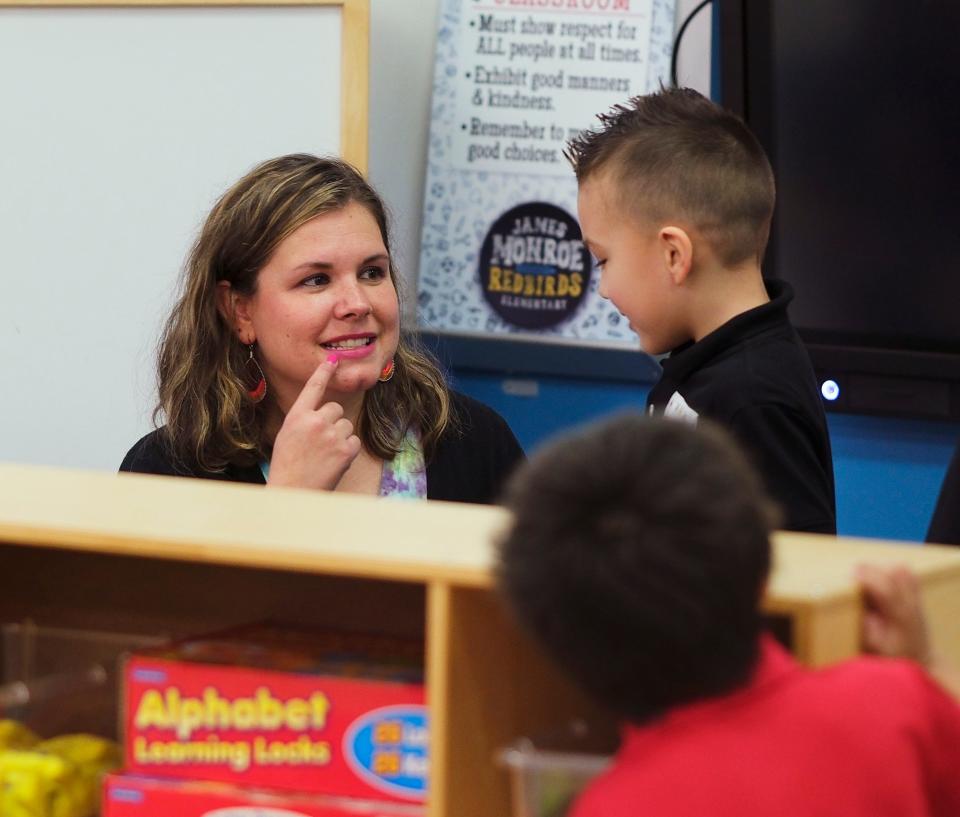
[339,0,369,171]
[1,532,494,590]
[788,600,861,667]
[425,582,452,817]
[0,0,352,9]
[0,0,369,168]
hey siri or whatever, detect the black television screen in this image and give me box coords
[719,1,960,419]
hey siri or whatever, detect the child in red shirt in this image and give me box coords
[497,416,960,817]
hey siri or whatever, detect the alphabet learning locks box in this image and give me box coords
[121,625,428,803]
[103,773,425,817]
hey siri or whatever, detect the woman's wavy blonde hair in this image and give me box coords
[156,154,452,472]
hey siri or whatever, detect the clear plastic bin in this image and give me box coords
[0,621,165,738]
[497,720,616,817]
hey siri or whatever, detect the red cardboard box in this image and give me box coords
[103,772,425,817]
[122,626,428,802]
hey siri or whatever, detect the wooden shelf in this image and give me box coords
[0,464,504,587]
[3,462,960,817]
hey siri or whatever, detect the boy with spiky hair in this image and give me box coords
[569,87,835,533]
[498,415,960,817]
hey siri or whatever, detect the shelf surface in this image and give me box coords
[2,463,960,605]
[0,463,507,587]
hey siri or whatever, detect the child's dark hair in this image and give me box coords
[566,86,775,267]
[497,415,780,724]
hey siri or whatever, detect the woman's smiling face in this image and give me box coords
[233,201,400,410]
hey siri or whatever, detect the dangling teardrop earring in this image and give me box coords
[379,359,395,382]
[245,344,267,402]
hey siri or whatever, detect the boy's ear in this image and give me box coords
[216,281,255,345]
[659,226,694,286]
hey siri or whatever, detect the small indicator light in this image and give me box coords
[821,380,840,401]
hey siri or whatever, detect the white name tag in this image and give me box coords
[664,391,699,425]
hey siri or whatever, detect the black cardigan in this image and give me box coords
[120,391,524,505]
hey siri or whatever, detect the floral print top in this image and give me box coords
[379,429,427,500]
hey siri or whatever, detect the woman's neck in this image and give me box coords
[327,389,365,426]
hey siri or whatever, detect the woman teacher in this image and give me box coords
[121,154,523,502]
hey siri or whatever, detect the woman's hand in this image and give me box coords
[267,355,362,490]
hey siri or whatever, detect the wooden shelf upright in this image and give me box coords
[1,463,960,817]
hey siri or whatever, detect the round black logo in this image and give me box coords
[478,202,591,330]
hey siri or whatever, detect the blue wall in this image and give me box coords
[827,414,958,542]
[452,371,959,544]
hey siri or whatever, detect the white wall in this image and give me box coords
[367,0,443,316]
[674,0,712,94]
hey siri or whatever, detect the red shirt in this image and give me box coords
[572,637,960,817]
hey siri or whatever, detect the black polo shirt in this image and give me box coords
[647,280,836,534]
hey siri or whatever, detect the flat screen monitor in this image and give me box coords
[719,1,960,419]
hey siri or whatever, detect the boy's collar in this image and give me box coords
[659,279,793,378]
[621,634,799,746]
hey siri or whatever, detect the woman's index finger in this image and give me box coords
[291,354,339,412]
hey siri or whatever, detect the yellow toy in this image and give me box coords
[0,722,120,817]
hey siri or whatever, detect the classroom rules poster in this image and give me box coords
[418,0,676,350]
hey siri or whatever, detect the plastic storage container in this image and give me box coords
[497,720,615,817]
[0,621,164,738]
